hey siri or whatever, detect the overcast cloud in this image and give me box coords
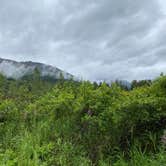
[0,0,166,81]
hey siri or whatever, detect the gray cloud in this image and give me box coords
[0,0,165,81]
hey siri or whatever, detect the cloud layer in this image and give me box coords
[0,0,166,81]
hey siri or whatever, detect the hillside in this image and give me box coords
[0,58,74,80]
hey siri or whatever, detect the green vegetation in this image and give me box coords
[0,72,166,166]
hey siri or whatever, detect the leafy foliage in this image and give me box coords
[0,72,166,165]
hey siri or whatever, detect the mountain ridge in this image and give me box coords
[0,58,74,80]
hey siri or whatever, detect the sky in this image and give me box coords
[0,0,166,81]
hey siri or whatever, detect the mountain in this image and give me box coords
[0,58,74,80]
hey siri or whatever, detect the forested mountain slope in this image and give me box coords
[0,58,73,80]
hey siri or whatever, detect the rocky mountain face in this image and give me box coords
[0,58,74,80]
